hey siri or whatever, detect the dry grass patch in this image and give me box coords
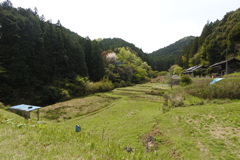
[209,126,240,139]
[40,95,119,121]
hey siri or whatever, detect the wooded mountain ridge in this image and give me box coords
[0,1,154,106]
[1,0,240,106]
[149,36,195,71]
[101,38,152,66]
[148,8,240,71]
[181,8,240,68]
[103,6,240,71]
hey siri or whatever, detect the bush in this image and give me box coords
[146,90,164,96]
[162,93,185,113]
[180,76,192,86]
[171,79,180,85]
[99,81,114,92]
[120,80,126,87]
[113,82,120,88]
[163,93,185,108]
[0,102,4,109]
[125,81,132,86]
[86,78,114,93]
[158,71,168,76]
[66,76,88,97]
[185,78,240,99]
[0,102,8,110]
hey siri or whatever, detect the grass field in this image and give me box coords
[1,81,240,159]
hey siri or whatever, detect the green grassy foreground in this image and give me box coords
[0,82,240,159]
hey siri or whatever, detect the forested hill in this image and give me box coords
[0,1,103,105]
[182,8,240,68]
[0,1,154,106]
[150,36,196,57]
[149,7,240,71]
[101,38,151,66]
[149,36,195,71]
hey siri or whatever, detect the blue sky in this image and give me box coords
[1,0,240,53]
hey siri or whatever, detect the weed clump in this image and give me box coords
[162,93,185,113]
[180,75,192,86]
[44,107,69,120]
[146,89,165,96]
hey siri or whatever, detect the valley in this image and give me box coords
[1,79,239,159]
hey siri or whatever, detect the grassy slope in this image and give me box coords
[158,102,240,159]
[0,82,240,159]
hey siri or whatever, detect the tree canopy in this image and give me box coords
[148,36,196,71]
[0,1,154,105]
[182,8,240,68]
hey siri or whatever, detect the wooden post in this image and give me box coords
[37,109,40,121]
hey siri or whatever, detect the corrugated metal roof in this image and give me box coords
[210,58,240,68]
[9,104,41,112]
[183,65,203,73]
[186,65,198,71]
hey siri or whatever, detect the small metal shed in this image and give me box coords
[9,104,41,120]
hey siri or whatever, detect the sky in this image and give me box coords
[1,0,240,53]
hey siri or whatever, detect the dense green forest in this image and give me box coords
[101,38,152,66]
[149,8,240,70]
[0,1,153,106]
[149,36,195,71]
[1,0,240,106]
[182,8,240,68]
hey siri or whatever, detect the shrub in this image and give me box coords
[158,71,168,76]
[162,93,185,113]
[0,102,5,109]
[120,80,126,87]
[98,79,114,92]
[171,79,180,85]
[146,89,165,96]
[180,75,192,86]
[113,82,120,88]
[86,78,114,93]
[66,76,88,97]
[186,78,240,99]
[60,89,71,100]
[125,81,132,86]
[151,76,165,83]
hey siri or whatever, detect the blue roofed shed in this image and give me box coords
[9,104,41,120]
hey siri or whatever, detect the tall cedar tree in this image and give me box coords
[88,41,105,81]
[0,2,88,105]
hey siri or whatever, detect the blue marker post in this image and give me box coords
[76,124,81,132]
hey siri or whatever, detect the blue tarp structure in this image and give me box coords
[9,104,41,120]
[210,78,224,85]
[9,104,41,111]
